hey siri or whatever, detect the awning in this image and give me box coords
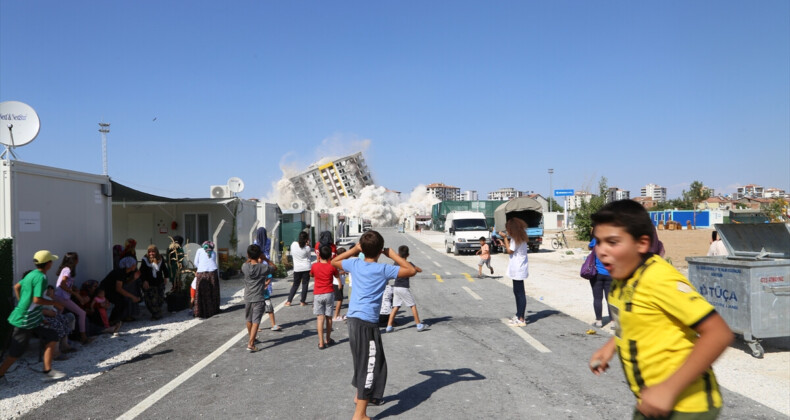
[109,181,235,205]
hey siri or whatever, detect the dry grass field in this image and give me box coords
[561,227,713,271]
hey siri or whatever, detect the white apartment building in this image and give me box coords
[488,187,531,201]
[426,183,460,201]
[640,183,667,202]
[459,190,478,201]
[289,152,374,210]
[736,184,765,199]
[605,187,630,203]
[568,191,594,211]
[764,188,788,199]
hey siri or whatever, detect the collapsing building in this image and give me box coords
[288,152,374,210]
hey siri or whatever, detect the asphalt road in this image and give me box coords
[25,228,786,419]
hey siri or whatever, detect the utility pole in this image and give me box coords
[548,168,554,212]
[98,122,110,176]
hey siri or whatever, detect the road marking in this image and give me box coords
[432,273,443,283]
[433,261,441,267]
[462,273,474,282]
[500,318,551,353]
[462,286,482,300]
[118,300,287,419]
[445,271,451,275]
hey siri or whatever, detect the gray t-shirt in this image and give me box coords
[242,262,268,303]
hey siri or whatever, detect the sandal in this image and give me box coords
[327,339,336,346]
[247,345,259,353]
[284,302,291,306]
[318,343,326,350]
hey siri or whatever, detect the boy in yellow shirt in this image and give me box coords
[588,200,733,419]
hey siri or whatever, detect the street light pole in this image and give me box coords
[548,168,554,212]
[98,122,110,176]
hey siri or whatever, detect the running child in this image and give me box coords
[588,200,733,419]
[385,245,426,332]
[241,244,269,352]
[475,237,493,278]
[0,251,67,383]
[311,245,339,349]
[331,231,417,420]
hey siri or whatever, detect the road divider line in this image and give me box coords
[445,271,451,275]
[433,261,441,267]
[462,286,482,300]
[462,273,474,282]
[432,273,443,283]
[500,318,551,353]
[118,300,288,419]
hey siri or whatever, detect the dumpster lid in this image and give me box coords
[715,223,790,259]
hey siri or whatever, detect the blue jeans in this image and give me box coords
[512,280,526,320]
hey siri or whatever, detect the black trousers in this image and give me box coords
[288,271,311,303]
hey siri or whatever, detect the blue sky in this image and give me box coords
[2,1,788,201]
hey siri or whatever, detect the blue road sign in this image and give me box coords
[554,189,574,197]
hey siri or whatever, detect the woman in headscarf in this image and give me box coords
[139,245,169,320]
[193,241,220,318]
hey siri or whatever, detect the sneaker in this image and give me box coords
[385,326,393,333]
[333,317,343,322]
[593,320,603,328]
[270,325,282,331]
[42,368,66,381]
[416,323,428,332]
[508,317,526,327]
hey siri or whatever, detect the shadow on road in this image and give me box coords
[526,309,560,324]
[375,368,485,418]
[420,316,452,326]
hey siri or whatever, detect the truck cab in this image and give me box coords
[444,211,490,255]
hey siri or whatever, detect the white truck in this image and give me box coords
[444,211,490,255]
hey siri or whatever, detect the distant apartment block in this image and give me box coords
[764,188,788,199]
[735,184,764,199]
[488,187,532,201]
[460,190,478,201]
[640,183,667,202]
[289,152,373,210]
[426,183,460,201]
[605,187,630,203]
[568,191,594,211]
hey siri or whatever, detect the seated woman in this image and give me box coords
[42,286,77,356]
[139,245,169,320]
[99,257,142,329]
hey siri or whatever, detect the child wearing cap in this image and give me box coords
[0,251,68,384]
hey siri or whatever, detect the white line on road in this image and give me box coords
[433,260,441,267]
[500,318,551,353]
[118,300,288,419]
[462,286,482,300]
[445,271,451,275]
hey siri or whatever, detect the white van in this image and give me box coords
[444,211,490,255]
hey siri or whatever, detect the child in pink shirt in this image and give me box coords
[476,237,493,278]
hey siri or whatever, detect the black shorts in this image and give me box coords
[244,301,266,324]
[334,284,344,302]
[8,325,60,358]
[347,317,387,400]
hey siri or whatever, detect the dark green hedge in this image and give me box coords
[0,238,12,351]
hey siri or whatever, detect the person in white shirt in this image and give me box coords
[500,217,530,327]
[193,241,220,318]
[707,231,728,256]
[286,232,313,306]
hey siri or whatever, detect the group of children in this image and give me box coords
[4,199,735,419]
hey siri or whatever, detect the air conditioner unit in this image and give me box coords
[290,200,305,211]
[210,185,230,198]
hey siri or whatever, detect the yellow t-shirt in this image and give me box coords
[608,255,722,413]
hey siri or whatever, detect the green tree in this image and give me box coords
[762,198,788,222]
[681,181,712,226]
[573,177,608,242]
[547,197,560,212]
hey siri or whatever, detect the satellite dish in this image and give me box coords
[228,177,245,194]
[0,101,40,159]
